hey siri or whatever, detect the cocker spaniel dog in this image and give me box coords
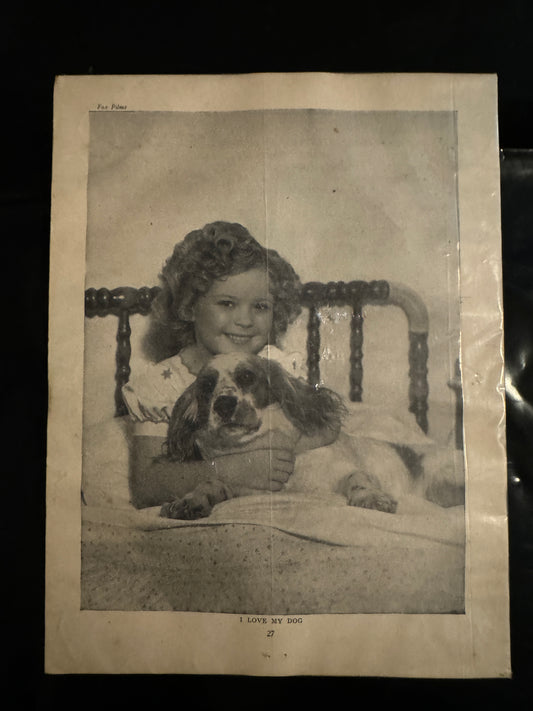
[160,353,427,520]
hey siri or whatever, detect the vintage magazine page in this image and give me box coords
[46,73,510,677]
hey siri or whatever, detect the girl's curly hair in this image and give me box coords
[143,222,302,362]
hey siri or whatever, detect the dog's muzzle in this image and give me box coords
[213,395,238,421]
[210,394,262,438]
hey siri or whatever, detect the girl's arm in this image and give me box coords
[294,421,341,454]
[130,435,214,508]
[130,434,295,508]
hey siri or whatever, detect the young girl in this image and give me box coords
[123,221,339,508]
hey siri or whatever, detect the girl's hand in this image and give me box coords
[200,428,300,458]
[212,436,296,493]
[294,424,340,454]
[244,428,301,452]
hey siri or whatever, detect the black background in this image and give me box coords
[4,1,533,706]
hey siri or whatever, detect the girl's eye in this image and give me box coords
[255,302,271,312]
[218,300,235,309]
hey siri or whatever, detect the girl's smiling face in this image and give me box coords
[191,269,274,360]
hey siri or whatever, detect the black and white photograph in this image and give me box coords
[81,107,465,615]
[45,74,509,677]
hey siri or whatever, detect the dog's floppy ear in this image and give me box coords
[266,359,346,434]
[165,381,203,461]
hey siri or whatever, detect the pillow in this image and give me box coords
[82,416,132,509]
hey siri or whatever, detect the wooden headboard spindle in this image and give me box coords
[85,286,160,416]
[85,280,429,432]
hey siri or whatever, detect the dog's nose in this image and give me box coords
[213,395,238,421]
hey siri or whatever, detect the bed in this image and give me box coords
[81,279,465,614]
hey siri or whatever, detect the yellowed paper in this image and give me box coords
[46,73,510,677]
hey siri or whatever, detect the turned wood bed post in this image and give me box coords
[385,283,430,434]
[448,358,464,450]
[85,286,160,416]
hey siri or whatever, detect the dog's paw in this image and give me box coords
[160,492,213,520]
[160,480,232,520]
[347,487,398,514]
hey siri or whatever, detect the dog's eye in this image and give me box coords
[197,371,218,395]
[236,368,257,389]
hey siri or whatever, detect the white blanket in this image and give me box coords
[83,492,463,550]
